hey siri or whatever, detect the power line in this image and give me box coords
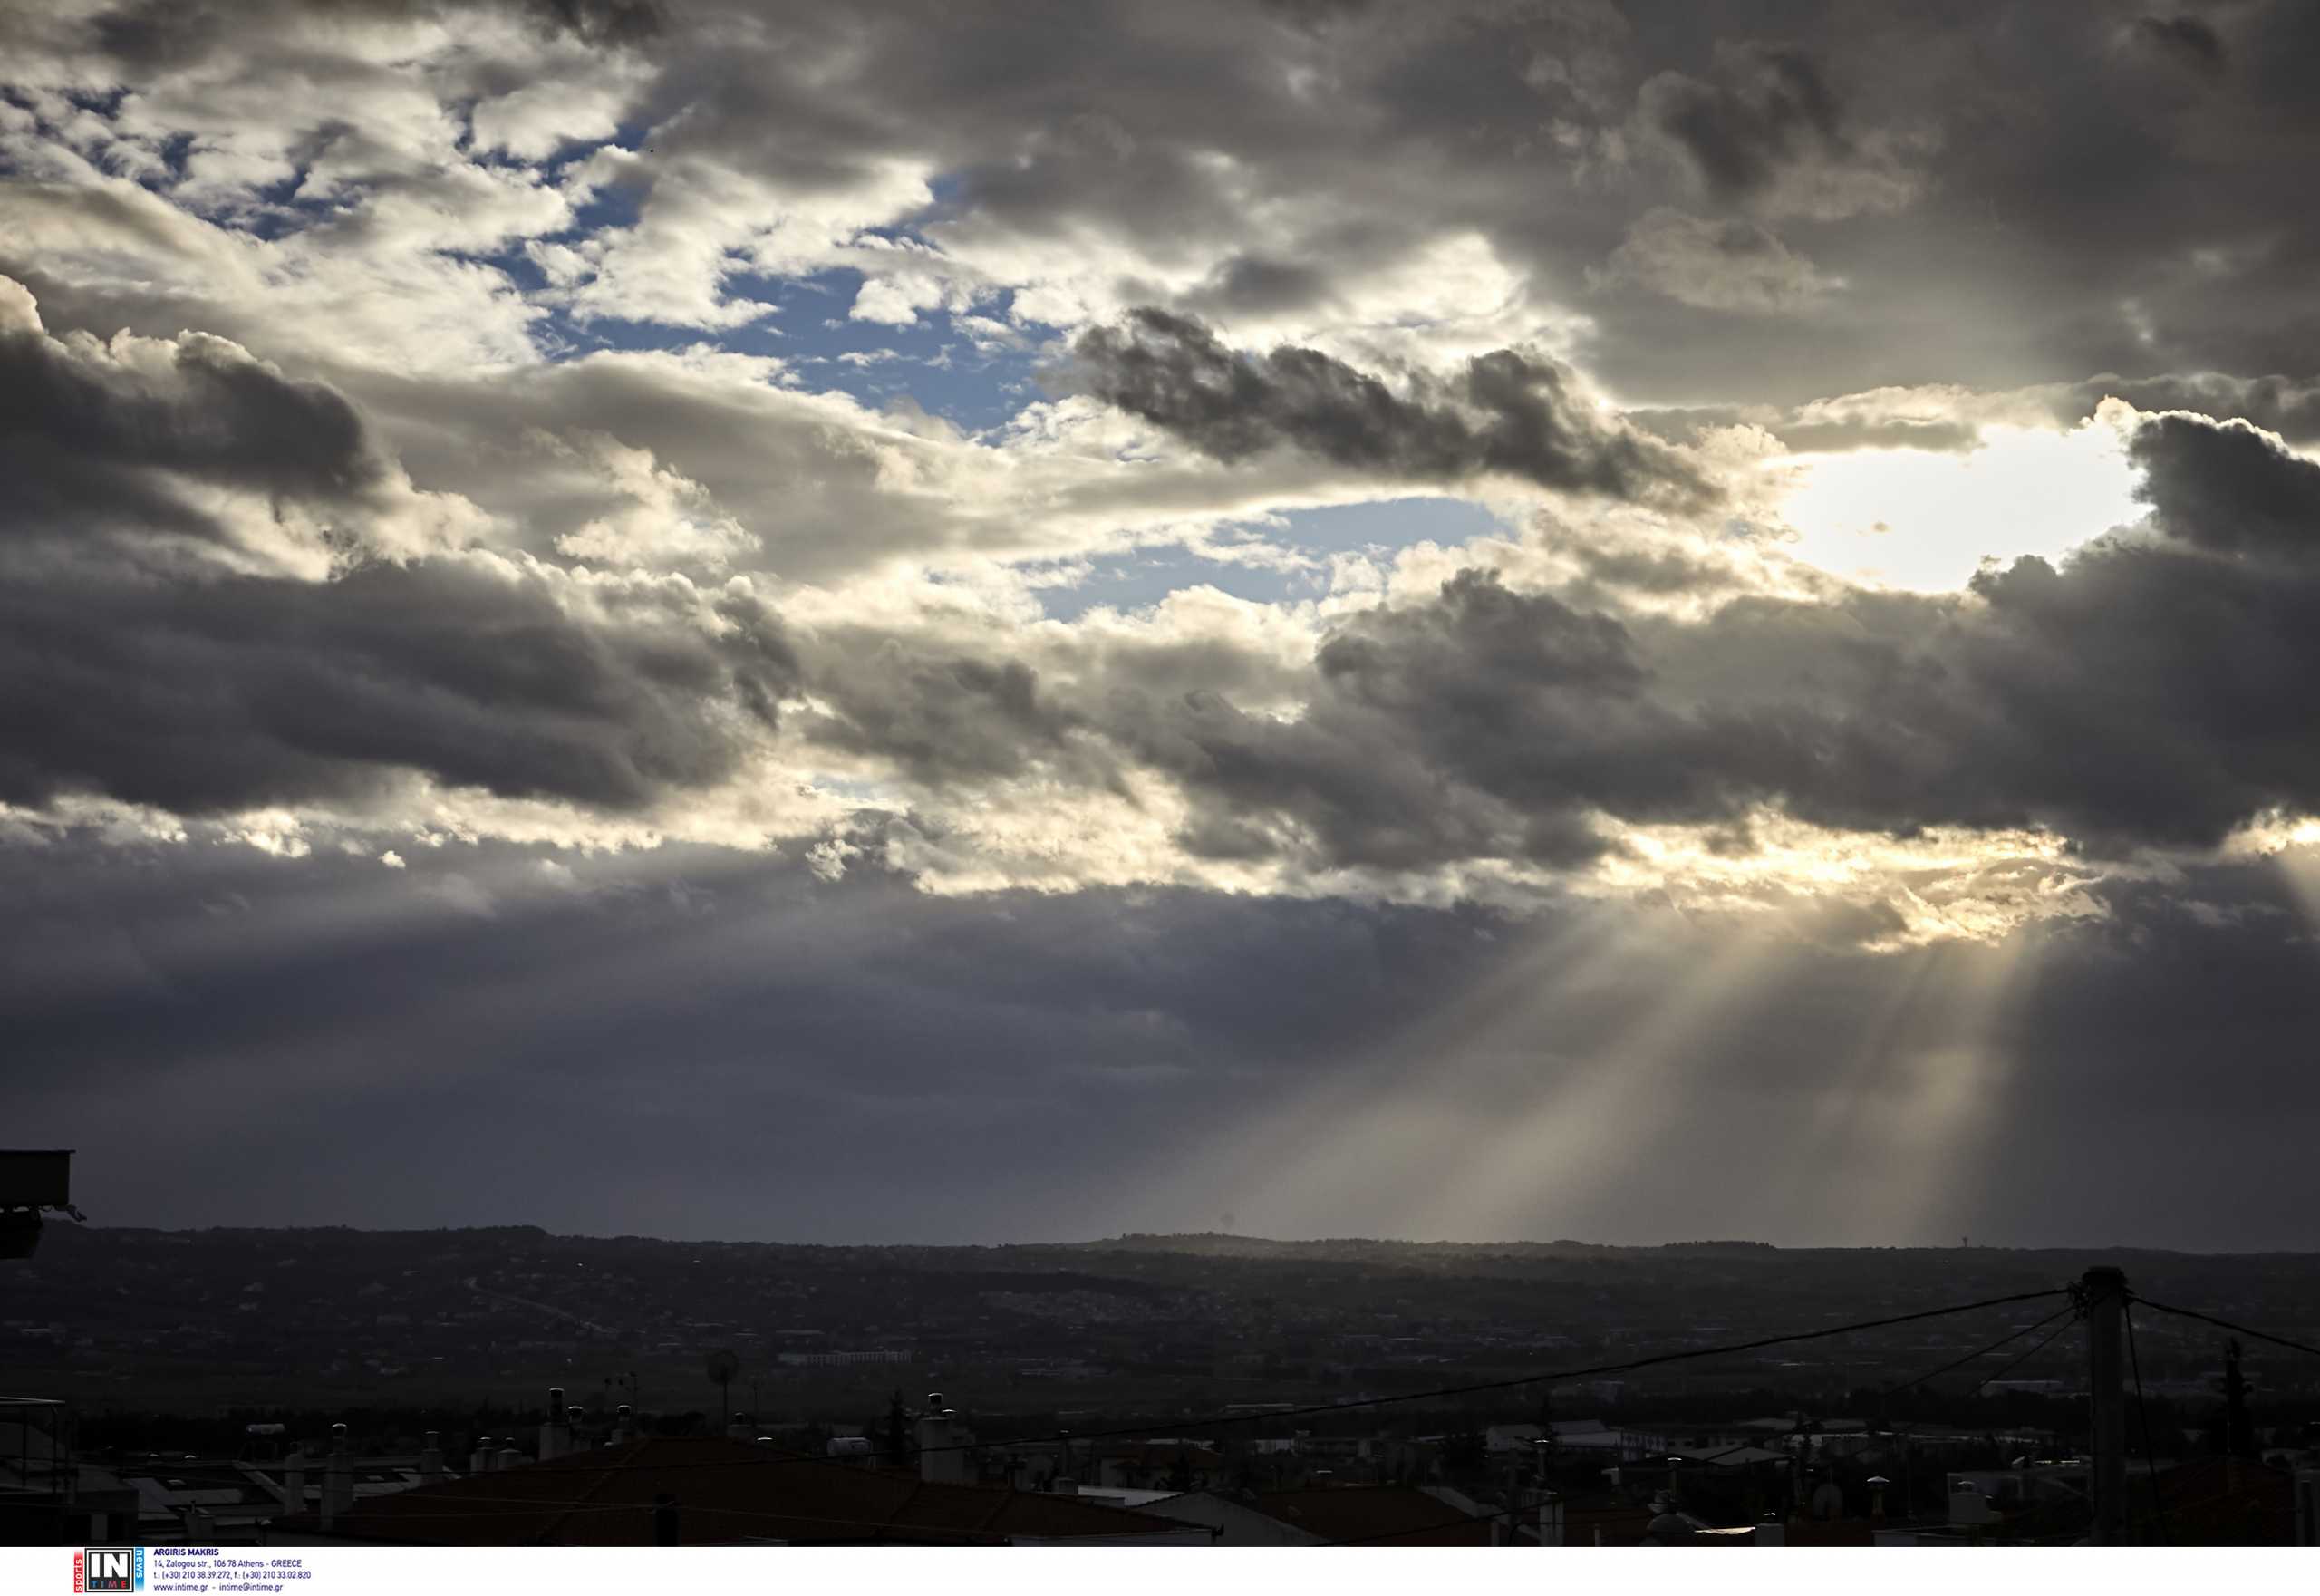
[2128,1296,2320,1361]
[1972,1309,2081,1392]
[2124,1302,2170,1546]
[1882,1302,2078,1398]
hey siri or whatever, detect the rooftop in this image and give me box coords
[1243,1485,1494,1546]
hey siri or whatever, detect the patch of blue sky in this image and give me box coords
[1033,497,1513,621]
[1267,496,1507,556]
[434,155,663,356]
[329,139,1050,418]
[1036,547,1323,621]
[145,131,196,184]
[736,267,1054,434]
[494,150,647,272]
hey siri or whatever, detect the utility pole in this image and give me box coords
[2083,1266,2129,1545]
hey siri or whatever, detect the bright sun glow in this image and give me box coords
[1778,421,2143,592]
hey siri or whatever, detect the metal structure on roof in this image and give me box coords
[0,1148,78,1259]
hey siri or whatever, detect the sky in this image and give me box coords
[5,0,2320,1250]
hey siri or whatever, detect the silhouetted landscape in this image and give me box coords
[14,1226,2318,1425]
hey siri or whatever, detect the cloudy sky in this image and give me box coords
[6,0,2320,1249]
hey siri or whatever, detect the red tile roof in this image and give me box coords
[288,1437,1205,1545]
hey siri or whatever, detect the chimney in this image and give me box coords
[283,1446,308,1516]
[916,1395,972,1485]
[540,1388,567,1461]
[568,1407,588,1452]
[419,1431,445,1484]
[612,1405,635,1446]
[496,1440,524,1472]
[321,1424,354,1529]
[725,1412,754,1442]
[469,1438,494,1475]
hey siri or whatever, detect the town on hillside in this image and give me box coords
[5,1194,2317,1545]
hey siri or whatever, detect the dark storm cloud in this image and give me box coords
[1074,309,1717,507]
[0,296,800,816]
[1115,569,1812,872]
[0,319,379,508]
[2128,411,2320,555]
[0,304,395,559]
[1116,570,1694,870]
[0,556,795,815]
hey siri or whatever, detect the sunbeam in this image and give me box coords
[1396,920,1803,1241]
